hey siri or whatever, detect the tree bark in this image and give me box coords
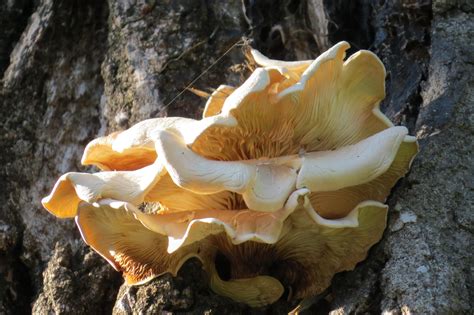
[0,0,472,314]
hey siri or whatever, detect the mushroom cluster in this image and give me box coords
[42,42,418,307]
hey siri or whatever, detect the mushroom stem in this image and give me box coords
[208,262,284,307]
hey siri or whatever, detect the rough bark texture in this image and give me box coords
[0,0,472,314]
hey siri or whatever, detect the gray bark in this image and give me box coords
[0,0,472,314]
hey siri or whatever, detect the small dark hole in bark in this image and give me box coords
[260,25,270,41]
[287,0,300,14]
[215,251,232,281]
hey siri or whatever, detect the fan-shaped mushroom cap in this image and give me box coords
[189,41,392,161]
[75,197,387,304]
[43,125,414,217]
[41,160,166,218]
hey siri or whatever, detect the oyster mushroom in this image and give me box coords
[42,42,418,307]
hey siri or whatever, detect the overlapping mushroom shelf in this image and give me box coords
[42,42,418,307]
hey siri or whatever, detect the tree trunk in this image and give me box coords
[0,0,472,314]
